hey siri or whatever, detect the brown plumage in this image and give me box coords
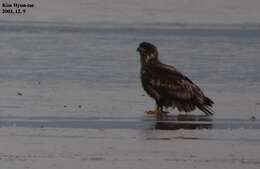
[137,42,214,117]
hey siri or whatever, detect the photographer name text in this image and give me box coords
[2,2,34,14]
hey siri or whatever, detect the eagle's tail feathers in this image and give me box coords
[198,105,215,116]
[204,97,214,106]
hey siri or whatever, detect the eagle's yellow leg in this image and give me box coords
[145,106,159,115]
[155,107,163,120]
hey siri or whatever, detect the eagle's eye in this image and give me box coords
[137,47,145,53]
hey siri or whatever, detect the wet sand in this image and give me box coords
[0,127,260,169]
[0,82,259,168]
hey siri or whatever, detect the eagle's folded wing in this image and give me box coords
[147,63,214,115]
[148,64,202,102]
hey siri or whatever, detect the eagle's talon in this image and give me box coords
[145,110,157,115]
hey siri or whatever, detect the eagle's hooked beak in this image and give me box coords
[136,47,143,52]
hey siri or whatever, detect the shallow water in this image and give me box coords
[0,116,259,130]
[0,21,259,120]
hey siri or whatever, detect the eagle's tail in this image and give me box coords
[198,97,215,116]
[198,106,214,116]
[204,97,214,106]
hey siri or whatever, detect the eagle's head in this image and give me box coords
[137,42,158,66]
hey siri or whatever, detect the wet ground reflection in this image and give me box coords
[0,115,259,130]
[155,115,213,130]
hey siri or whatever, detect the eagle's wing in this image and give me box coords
[146,63,214,114]
[148,63,200,100]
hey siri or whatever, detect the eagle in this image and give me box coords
[137,42,214,119]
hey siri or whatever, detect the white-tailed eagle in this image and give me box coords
[137,42,214,119]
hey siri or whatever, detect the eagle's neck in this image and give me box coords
[140,53,159,66]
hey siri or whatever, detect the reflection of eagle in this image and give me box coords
[137,42,214,118]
